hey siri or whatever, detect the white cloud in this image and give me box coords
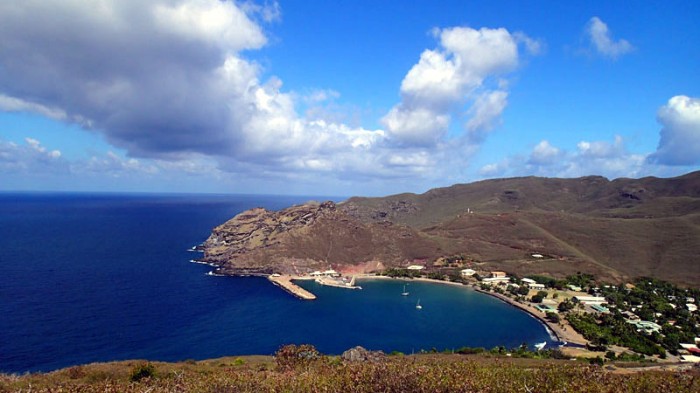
[514,32,544,55]
[482,136,648,180]
[648,95,700,165]
[528,140,562,165]
[585,17,634,59]
[465,90,508,141]
[0,94,67,121]
[79,151,159,177]
[577,135,625,158]
[382,26,531,148]
[381,106,450,147]
[0,137,65,173]
[0,2,537,191]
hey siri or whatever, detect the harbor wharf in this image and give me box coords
[268,275,317,300]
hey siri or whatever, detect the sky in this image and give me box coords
[0,1,698,196]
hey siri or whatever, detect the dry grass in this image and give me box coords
[2,354,698,393]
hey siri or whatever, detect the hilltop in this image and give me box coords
[202,171,700,286]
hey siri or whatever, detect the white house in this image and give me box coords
[522,278,537,285]
[527,283,546,290]
[407,265,425,270]
[323,269,340,277]
[460,268,476,277]
[573,296,607,305]
[481,277,510,285]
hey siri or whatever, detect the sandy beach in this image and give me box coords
[473,288,588,345]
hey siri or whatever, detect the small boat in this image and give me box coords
[416,299,422,310]
[534,342,546,351]
[401,284,409,296]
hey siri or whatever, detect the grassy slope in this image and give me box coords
[342,172,700,285]
[2,355,698,393]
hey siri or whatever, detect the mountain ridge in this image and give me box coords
[203,171,700,286]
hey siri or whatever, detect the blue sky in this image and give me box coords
[0,1,698,196]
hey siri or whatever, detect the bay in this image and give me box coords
[0,193,552,373]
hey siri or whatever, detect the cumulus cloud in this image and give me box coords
[0,1,536,190]
[481,136,646,179]
[648,95,700,165]
[382,27,528,147]
[0,137,65,174]
[528,140,562,165]
[0,0,268,158]
[585,17,634,59]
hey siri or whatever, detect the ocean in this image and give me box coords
[0,193,552,373]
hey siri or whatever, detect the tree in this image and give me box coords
[558,299,575,312]
[546,312,560,323]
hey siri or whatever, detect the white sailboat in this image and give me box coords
[416,299,422,310]
[401,284,409,296]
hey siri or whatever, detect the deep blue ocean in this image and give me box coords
[0,193,552,373]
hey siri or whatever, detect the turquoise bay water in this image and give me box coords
[0,193,552,373]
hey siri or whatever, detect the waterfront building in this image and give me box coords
[460,268,476,277]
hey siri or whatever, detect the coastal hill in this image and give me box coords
[202,171,700,285]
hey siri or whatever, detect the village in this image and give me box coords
[268,255,700,365]
[451,266,700,363]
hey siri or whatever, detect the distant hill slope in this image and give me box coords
[203,171,700,286]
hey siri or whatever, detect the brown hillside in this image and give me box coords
[203,171,700,286]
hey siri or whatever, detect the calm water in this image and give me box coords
[0,193,552,373]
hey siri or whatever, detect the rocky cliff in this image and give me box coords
[202,200,439,275]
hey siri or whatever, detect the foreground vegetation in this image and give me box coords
[2,347,698,393]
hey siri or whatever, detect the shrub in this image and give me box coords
[546,312,560,323]
[129,362,156,382]
[275,344,321,370]
[65,366,86,379]
[233,357,245,366]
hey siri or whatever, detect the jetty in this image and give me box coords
[268,275,316,300]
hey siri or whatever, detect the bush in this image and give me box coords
[558,299,575,312]
[275,344,321,370]
[233,357,245,366]
[456,346,486,355]
[531,294,545,303]
[129,362,156,382]
[66,366,86,379]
